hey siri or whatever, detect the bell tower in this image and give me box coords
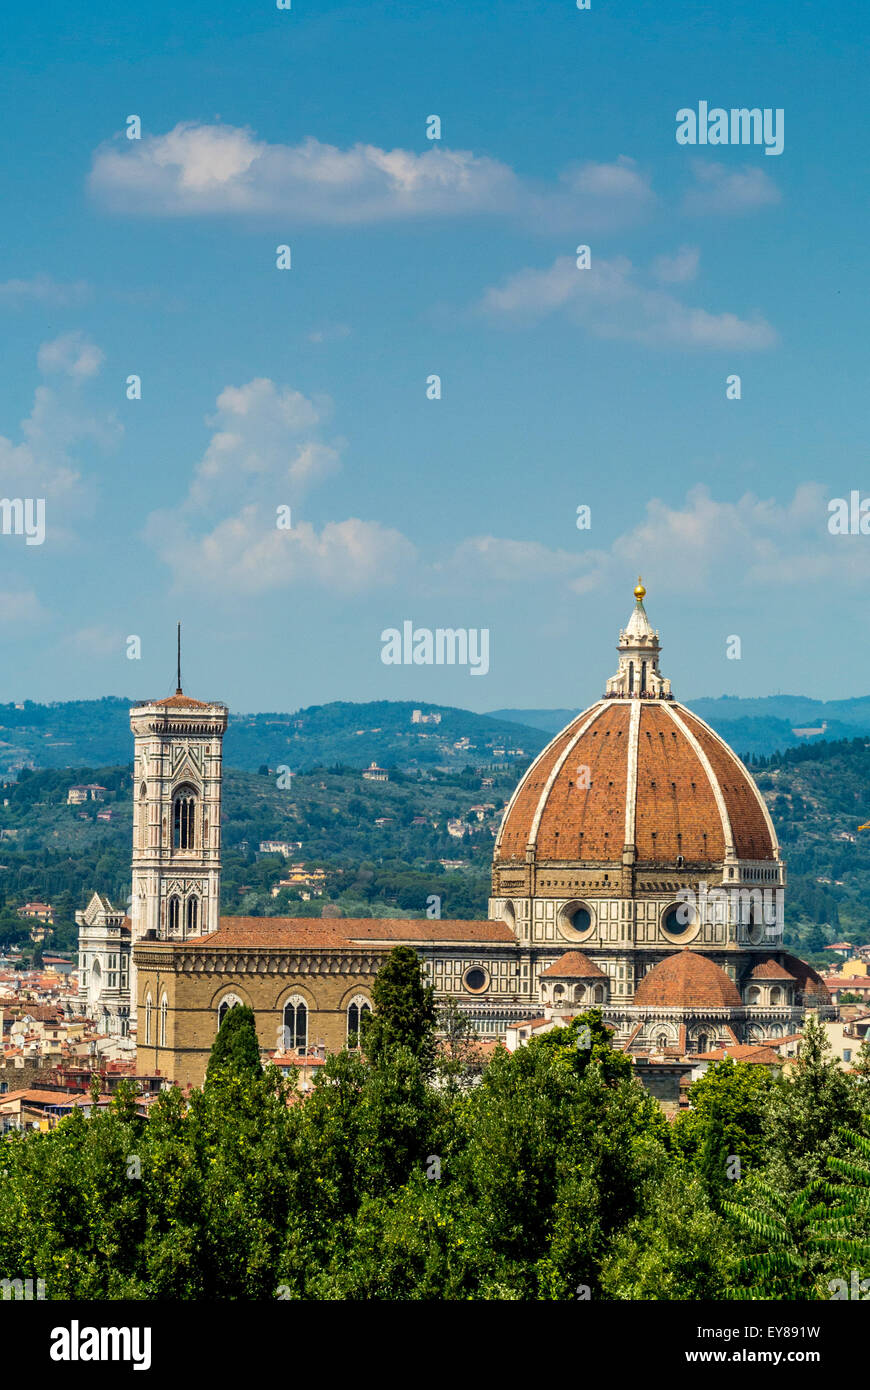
[129,631,228,974]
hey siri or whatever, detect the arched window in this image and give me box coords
[217,993,243,1028]
[628,660,634,693]
[655,1032,668,1051]
[186,896,198,935]
[139,782,147,848]
[641,660,648,693]
[593,983,605,1003]
[697,1033,709,1053]
[347,996,371,1047]
[159,994,168,1048]
[167,896,180,935]
[747,985,761,1006]
[173,785,197,850]
[144,993,152,1046]
[283,996,308,1053]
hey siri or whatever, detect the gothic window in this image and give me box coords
[347,996,371,1047]
[641,660,648,692]
[697,1033,709,1053]
[173,785,197,850]
[159,994,168,1048]
[217,993,243,1028]
[139,782,147,849]
[283,996,308,1053]
[628,660,634,693]
[186,896,199,935]
[655,1032,668,1051]
[593,984,605,1003]
[167,896,180,935]
[144,993,152,1045]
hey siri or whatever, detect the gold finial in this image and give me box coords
[633,575,646,602]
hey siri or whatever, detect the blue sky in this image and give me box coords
[0,0,868,714]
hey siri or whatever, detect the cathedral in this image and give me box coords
[128,581,831,1087]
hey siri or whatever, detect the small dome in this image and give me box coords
[748,959,797,980]
[633,951,742,1008]
[540,951,606,980]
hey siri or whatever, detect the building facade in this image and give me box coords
[132,582,832,1086]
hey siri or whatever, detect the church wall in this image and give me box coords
[135,948,381,1088]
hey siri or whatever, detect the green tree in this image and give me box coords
[600,1168,739,1300]
[206,1004,262,1084]
[361,945,436,1071]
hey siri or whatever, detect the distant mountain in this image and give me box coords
[489,696,870,758]
[0,698,548,776]
[486,708,581,735]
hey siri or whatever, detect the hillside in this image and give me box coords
[1,738,870,972]
[492,695,870,758]
[0,699,545,777]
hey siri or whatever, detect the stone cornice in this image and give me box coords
[133,940,385,975]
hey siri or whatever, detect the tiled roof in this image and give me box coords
[697,1044,781,1065]
[495,699,777,866]
[780,953,831,1002]
[150,692,212,709]
[633,951,742,1008]
[176,917,517,948]
[748,959,797,980]
[540,951,606,979]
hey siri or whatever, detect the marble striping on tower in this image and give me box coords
[129,690,228,969]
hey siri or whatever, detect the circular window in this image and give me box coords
[661,899,700,944]
[557,899,595,943]
[463,966,488,993]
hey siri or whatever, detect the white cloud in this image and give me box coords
[652,245,700,284]
[149,507,414,597]
[308,324,352,344]
[434,483,870,607]
[479,252,777,350]
[0,591,47,624]
[64,625,122,657]
[682,160,781,215]
[0,337,119,529]
[184,377,339,515]
[0,275,91,307]
[146,374,414,595]
[89,123,654,231]
[37,332,104,380]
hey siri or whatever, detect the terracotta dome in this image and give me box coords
[633,951,742,1008]
[494,587,778,869]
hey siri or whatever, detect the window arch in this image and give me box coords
[283,995,308,1053]
[347,995,371,1047]
[186,896,199,935]
[217,993,243,1028]
[173,785,197,850]
[770,986,783,1006]
[747,985,761,1006]
[593,983,605,1004]
[696,1032,709,1053]
[167,895,180,936]
[144,992,152,1046]
[159,994,168,1048]
[655,1032,669,1051]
